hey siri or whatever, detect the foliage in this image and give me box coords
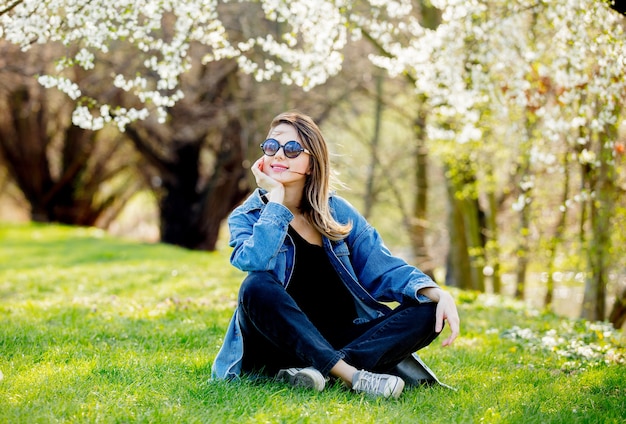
[1,222,624,423]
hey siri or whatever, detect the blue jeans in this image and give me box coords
[238,272,440,377]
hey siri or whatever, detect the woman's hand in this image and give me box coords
[251,157,285,203]
[418,287,460,347]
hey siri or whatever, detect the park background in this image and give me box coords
[1,0,625,422]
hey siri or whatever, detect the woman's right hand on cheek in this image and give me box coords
[251,158,285,201]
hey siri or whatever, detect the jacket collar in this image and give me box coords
[242,188,339,210]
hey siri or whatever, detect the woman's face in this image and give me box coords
[262,123,311,185]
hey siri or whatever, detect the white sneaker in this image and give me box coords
[276,367,326,392]
[351,370,405,398]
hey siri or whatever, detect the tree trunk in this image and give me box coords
[408,99,435,278]
[195,116,248,250]
[485,188,501,293]
[0,81,136,227]
[581,126,616,321]
[544,148,570,308]
[0,86,54,221]
[515,200,530,300]
[461,195,486,292]
[136,116,249,251]
[608,286,626,330]
[363,72,383,220]
[444,166,472,289]
[158,142,203,247]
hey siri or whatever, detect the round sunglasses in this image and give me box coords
[260,138,311,159]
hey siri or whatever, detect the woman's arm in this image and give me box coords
[228,157,293,272]
[228,195,293,272]
[334,196,438,302]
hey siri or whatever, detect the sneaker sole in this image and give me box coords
[277,369,325,392]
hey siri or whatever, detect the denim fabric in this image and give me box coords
[238,272,345,376]
[211,189,440,380]
[238,272,440,377]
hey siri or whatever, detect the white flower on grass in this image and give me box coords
[541,330,562,349]
[501,318,625,367]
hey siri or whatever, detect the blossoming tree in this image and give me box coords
[361,0,625,321]
[0,0,351,130]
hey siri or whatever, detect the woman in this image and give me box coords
[212,111,459,398]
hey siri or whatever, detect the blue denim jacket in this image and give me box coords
[211,189,440,381]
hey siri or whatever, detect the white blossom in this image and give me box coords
[1,0,625,139]
[0,0,353,128]
[578,149,596,165]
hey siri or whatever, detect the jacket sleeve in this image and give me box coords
[334,197,439,303]
[228,200,294,272]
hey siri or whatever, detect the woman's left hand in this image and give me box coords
[418,287,460,347]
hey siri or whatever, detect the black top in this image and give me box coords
[286,226,357,344]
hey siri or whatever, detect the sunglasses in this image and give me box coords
[260,138,311,159]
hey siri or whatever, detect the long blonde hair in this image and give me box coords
[269,111,352,241]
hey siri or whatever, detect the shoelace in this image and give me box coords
[355,372,384,392]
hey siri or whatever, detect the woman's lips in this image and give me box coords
[271,164,288,172]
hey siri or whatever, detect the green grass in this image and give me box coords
[0,222,624,423]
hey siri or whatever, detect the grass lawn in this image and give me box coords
[0,222,624,423]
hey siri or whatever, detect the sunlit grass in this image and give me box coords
[0,222,624,423]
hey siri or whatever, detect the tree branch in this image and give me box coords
[0,0,22,16]
[360,28,417,85]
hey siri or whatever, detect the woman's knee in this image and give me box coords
[239,272,282,307]
[399,301,439,333]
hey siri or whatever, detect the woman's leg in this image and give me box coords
[238,271,343,376]
[338,300,440,374]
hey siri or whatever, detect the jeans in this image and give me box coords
[238,271,440,377]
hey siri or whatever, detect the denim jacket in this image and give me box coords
[211,189,446,386]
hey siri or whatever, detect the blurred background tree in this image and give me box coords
[0,42,144,228]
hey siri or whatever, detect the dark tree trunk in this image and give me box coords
[198,117,248,250]
[0,87,140,226]
[444,159,486,291]
[609,286,626,330]
[156,118,248,250]
[0,42,142,228]
[445,185,472,289]
[409,103,435,278]
[0,86,54,221]
[125,60,249,251]
[159,142,203,247]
